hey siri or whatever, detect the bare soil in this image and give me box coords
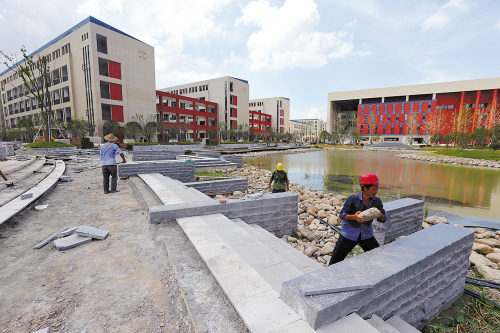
[0,157,194,333]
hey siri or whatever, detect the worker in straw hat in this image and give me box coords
[100,134,127,194]
[268,163,289,193]
[328,174,387,265]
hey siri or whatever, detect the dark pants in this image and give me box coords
[272,189,286,193]
[102,165,118,192]
[329,234,380,266]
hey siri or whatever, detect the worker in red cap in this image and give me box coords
[328,174,387,265]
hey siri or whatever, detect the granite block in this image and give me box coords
[53,234,92,251]
[33,228,69,249]
[75,226,109,240]
[300,278,373,296]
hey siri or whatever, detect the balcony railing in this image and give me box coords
[53,78,60,85]
[63,96,70,103]
[62,75,68,82]
[20,107,24,112]
[53,98,60,105]
[7,96,12,101]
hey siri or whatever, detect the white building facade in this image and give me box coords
[248,97,290,134]
[159,76,249,131]
[0,16,156,137]
[291,118,325,141]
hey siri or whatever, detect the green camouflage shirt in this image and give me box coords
[270,170,289,191]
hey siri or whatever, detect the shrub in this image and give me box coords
[25,141,73,148]
[490,142,500,150]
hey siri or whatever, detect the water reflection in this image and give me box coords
[245,150,500,220]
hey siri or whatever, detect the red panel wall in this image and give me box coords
[357,105,362,115]
[413,102,419,112]
[375,115,380,124]
[416,113,423,123]
[109,61,121,79]
[110,83,123,101]
[422,101,429,112]
[402,124,409,134]
[390,114,396,124]
[420,124,426,134]
[395,103,402,113]
[364,105,369,114]
[111,105,124,122]
[387,104,393,113]
[232,120,237,129]
[231,107,237,118]
[404,103,410,113]
[382,114,388,124]
[357,125,361,133]
[362,125,368,134]
[377,125,383,134]
[394,124,400,134]
[379,104,385,113]
[232,95,238,106]
[371,105,377,114]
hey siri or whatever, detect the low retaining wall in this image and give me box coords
[184,178,248,195]
[149,192,297,236]
[118,160,195,182]
[132,151,178,161]
[132,144,202,152]
[222,155,243,168]
[280,223,474,330]
[0,147,7,159]
[373,198,424,245]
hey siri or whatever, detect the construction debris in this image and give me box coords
[75,226,109,240]
[34,204,49,211]
[53,234,92,251]
[33,228,69,249]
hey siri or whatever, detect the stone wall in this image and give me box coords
[184,178,248,195]
[149,192,298,236]
[373,198,424,245]
[222,155,243,168]
[280,223,474,330]
[132,144,202,152]
[118,160,195,182]
[132,151,178,161]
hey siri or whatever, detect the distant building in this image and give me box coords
[159,76,249,131]
[249,110,272,136]
[289,119,309,141]
[327,77,500,144]
[156,91,218,141]
[291,119,325,141]
[0,16,156,137]
[249,97,290,134]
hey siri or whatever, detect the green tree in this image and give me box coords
[124,121,142,142]
[102,120,120,137]
[319,130,331,143]
[208,130,217,139]
[471,126,488,147]
[66,119,90,138]
[430,132,443,146]
[1,47,54,141]
[143,121,157,142]
[490,124,500,143]
[16,117,37,142]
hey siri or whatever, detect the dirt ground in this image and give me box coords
[0,156,194,333]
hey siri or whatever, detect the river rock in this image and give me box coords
[297,225,306,234]
[476,264,500,282]
[304,247,314,257]
[299,195,309,201]
[321,245,334,255]
[317,210,327,218]
[422,222,431,229]
[454,224,465,228]
[307,206,319,214]
[477,238,500,247]
[328,215,339,225]
[288,237,297,243]
[306,233,316,241]
[358,208,380,222]
[425,215,449,225]
[482,232,494,238]
[318,225,327,231]
[486,253,500,263]
[472,243,495,254]
[470,251,493,266]
[309,224,318,231]
[331,199,343,207]
[232,191,244,198]
[476,234,484,239]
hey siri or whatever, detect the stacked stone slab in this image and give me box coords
[0,143,14,156]
[195,152,221,158]
[222,155,243,168]
[373,198,424,245]
[280,223,474,330]
[132,151,178,161]
[150,192,298,237]
[133,144,202,152]
[0,146,6,159]
[118,160,195,182]
[184,178,248,195]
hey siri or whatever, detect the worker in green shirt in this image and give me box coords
[268,163,289,193]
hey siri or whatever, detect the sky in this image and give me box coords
[1,0,500,120]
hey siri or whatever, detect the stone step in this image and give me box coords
[366,314,401,333]
[138,174,184,204]
[177,213,314,333]
[232,218,323,274]
[316,313,380,333]
[385,316,421,333]
[139,173,211,204]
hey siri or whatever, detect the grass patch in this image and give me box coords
[25,141,73,148]
[195,171,229,178]
[434,149,500,161]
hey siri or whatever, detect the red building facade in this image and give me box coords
[156,91,218,141]
[249,110,272,134]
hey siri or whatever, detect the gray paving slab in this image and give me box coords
[300,278,373,296]
[272,319,315,333]
[59,226,79,237]
[256,262,304,293]
[215,226,256,248]
[75,226,109,240]
[315,313,380,333]
[33,228,69,249]
[233,241,286,271]
[366,314,401,333]
[21,193,33,200]
[53,234,92,251]
[385,316,420,333]
[203,214,239,231]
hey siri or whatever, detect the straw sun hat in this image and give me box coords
[104,134,118,142]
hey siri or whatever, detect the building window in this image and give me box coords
[102,104,111,120]
[96,34,107,54]
[230,82,233,92]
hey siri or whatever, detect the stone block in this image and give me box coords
[53,234,92,251]
[75,226,109,240]
[32,328,50,333]
[33,228,69,249]
[300,278,373,296]
[385,316,421,333]
[280,223,474,330]
[373,198,424,244]
[366,314,400,333]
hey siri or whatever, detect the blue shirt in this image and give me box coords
[339,192,387,241]
[100,142,122,166]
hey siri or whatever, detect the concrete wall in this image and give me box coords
[280,223,474,330]
[149,192,298,236]
[118,160,195,182]
[373,198,424,245]
[184,178,248,195]
[132,151,178,161]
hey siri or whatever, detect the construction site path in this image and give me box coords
[0,158,194,333]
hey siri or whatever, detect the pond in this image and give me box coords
[245,149,500,223]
